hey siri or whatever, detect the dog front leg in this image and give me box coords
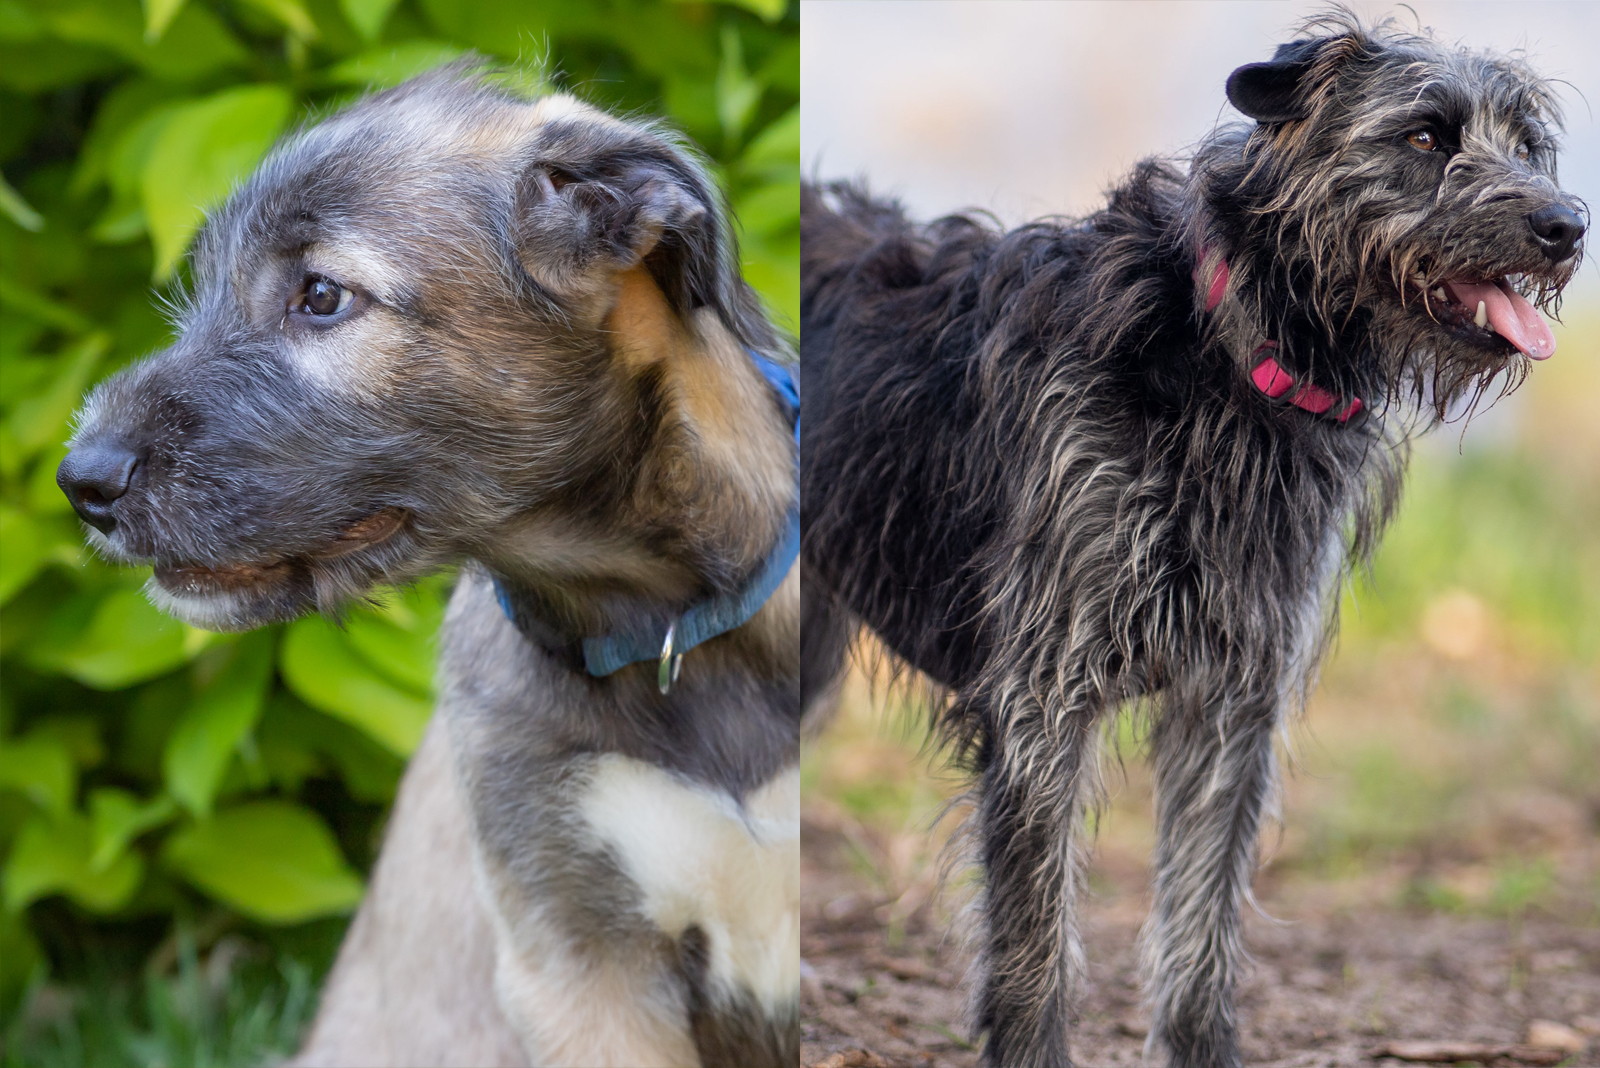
[294,716,527,1068]
[971,693,1099,1068]
[1142,681,1281,1068]
[483,914,702,1068]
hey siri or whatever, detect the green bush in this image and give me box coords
[0,0,798,1044]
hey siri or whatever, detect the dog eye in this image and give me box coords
[1515,142,1532,162]
[300,277,352,317]
[1406,129,1439,152]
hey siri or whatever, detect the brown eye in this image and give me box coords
[1516,142,1532,162]
[1406,129,1438,152]
[302,277,351,316]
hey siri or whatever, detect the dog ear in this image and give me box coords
[1226,39,1320,123]
[511,133,723,319]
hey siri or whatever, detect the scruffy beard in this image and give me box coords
[87,507,419,631]
[1368,260,1571,419]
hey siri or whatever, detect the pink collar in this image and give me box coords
[1197,251,1363,424]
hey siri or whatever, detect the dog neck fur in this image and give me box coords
[488,265,797,672]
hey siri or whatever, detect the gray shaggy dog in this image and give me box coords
[800,13,1583,1068]
[59,69,801,1067]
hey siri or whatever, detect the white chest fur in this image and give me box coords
[579,754,800,1012]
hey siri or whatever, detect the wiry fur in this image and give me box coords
[62,67,801,1067]
[799,13,1583,1067]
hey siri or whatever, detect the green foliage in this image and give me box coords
[142,84,295,278]
[0,0,797,1039]
[163,802,364,923]
[2,927,320,1067]
[1342,445,1600,662]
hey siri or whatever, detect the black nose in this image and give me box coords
[57,444,139,534]
[1527,204,1585,262]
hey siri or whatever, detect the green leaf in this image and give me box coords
[32,0,225,84]
[4,332,109,460]
[141,0,186,42]
[26,443,77,515]
[740,104,798,170]
[663,74,718,142]
[258,692,403,803]
[0,2,44,40]
[716,23,762,146]
[678,0,788,22]
[0,171,43,231]
[237,0,318,41]
[338,0,400,42]
[595,6,716,79]
[29,716,105,769]
[70,78,182,197]
[323,41,466,88]
[162,801,364,922]
[164,632,276,816]
[0,505,47,604]
[0,733,76,816]
[342,604,438,694]
[734,176,798,239]
[17,589,99,668]
[90,203,148,244]
[88,787,176,871]
[141,85,294,280]
[755,35,799,93]
[740,229,798,331]
[416,0,587,58]
[280,616,431,755]
[0,39,122,93]
[50,586,191,689]
[0,277,94,334]
[43,0,248,84]
[4,811,144,912]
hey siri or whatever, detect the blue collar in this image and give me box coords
[493,350,799,691]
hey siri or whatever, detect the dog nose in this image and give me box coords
[57,444,139,534]
[1527,204,1585,261]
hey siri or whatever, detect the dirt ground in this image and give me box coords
[801,812,1600,1068]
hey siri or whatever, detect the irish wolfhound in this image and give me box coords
[800,13,1583,1067]
[58,69,801,1068]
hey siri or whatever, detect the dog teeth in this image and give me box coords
[1474,300,1488,328]
[1431,287,1446,302]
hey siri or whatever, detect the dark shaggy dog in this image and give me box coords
[59,70,800,1067]
[800,14,1583,1067]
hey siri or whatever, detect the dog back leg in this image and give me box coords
[969,690,1101,1068]
[1140,679,1281,1068]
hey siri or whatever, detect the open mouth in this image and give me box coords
[152,507,410,597]
[1413,275,1556,360]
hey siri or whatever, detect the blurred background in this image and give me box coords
[801,3,1600,1064]
[0,1,796,1063]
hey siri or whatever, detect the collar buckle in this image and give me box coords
[658,620,683,695]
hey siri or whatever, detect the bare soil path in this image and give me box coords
[802,818,1600,1068]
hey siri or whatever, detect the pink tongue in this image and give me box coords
[1442,279,1556,360]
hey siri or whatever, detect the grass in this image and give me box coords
[1,912,341,1068]
[4,952,317,1068]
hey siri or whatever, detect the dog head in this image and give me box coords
[1200,11,1584,413]
[58,68,792,632]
